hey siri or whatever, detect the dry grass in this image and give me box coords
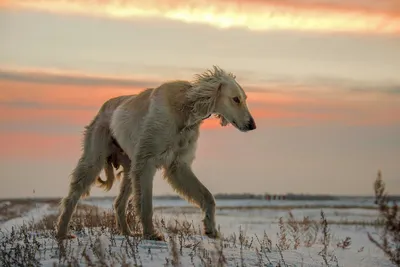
[0,172,397,266]
[0,201,345,267]
[0,202,37,223]
[367,170,400,266]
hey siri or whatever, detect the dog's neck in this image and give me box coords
[175,83,218,132]
[180,110,212,132]
[178,102,213,133]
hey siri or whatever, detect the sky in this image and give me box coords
[0,0,399,198]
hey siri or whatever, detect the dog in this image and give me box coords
[55,66,257,241]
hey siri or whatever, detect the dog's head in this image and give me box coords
[213,79,256,132]
[189,66,256,132]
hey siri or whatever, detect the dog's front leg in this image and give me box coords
[131,149,163,241]
[163,162,218,238]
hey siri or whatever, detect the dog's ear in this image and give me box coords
[214,82,223,104]
[217,83,223,92]
[214,83,228,126]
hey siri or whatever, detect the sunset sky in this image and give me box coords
[1,0,399,198]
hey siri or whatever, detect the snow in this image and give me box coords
[82,198,378,210]
[1,203,55,232]
[83,198,381,225]
[0,201,11,209]
[0,199,396,267]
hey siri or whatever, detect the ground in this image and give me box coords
[0,197,397,267]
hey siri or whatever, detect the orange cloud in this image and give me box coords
[0,68,155,114]
[1,68,400,134]
[3,0,399,34]
[0,132,81,160]
[201,118,221,130]
[1,67,399,164]
[0,106,95,126]
[0,80,134,109]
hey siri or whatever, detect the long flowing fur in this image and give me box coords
[188,66,235,126]
[55,66,255,241]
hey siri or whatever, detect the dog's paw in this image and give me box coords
[204,228,220,239]
[143,232,165,242]
[203,216,219,239]
[55,233,76,240]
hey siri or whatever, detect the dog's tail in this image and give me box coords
[96,156,123,191]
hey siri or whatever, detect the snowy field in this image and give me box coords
[0,198,396,267]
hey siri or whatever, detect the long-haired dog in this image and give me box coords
[56,66,257,241]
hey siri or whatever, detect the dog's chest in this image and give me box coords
[177,128,198,150]
[158,128,199,166]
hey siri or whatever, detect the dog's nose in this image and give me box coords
[247,117,257,131]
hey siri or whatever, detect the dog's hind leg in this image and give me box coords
[56,121,110,240]
[114,153,134,236]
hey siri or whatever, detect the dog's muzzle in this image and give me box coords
[246,117,257,131]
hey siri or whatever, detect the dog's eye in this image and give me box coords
[232,97,240,104]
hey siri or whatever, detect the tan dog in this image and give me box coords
[56,66,256,241]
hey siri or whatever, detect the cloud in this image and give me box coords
[0,105,96,126]
[4,0,400,34]
[1,67,399,152]
[0,132,81,160]
[2,66,400,96]
[0,68,399,163]
[0,68,157,88]
[0,69,152,112]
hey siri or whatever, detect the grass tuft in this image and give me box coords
[367,170,400,266]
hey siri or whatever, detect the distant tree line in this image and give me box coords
[152,193,400,201]
[2,193,399,202]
